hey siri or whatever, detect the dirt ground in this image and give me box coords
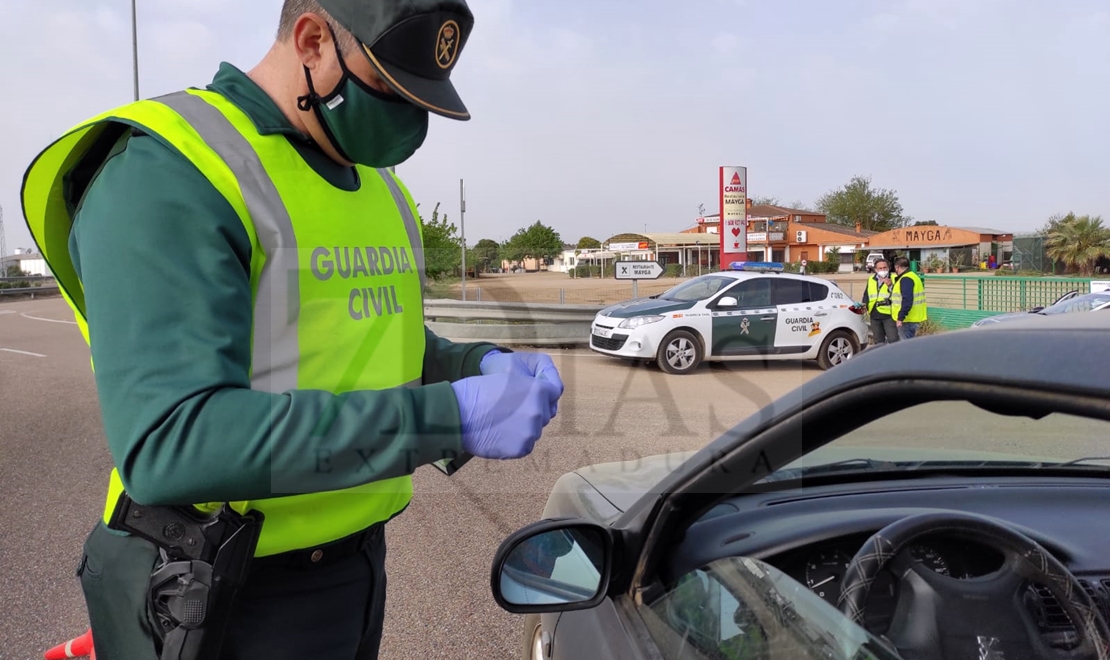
[433,270,873,305]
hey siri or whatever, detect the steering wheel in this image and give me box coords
[836,512,1110,660]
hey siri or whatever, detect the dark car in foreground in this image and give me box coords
[489,313,1110,660]
[971,290,1110,328]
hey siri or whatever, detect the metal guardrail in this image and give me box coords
[0,285,59,297]
[424,299,602,346]
[0,276,59,298]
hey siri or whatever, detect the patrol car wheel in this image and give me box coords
[657,330,702,375]
[817,330,859,370]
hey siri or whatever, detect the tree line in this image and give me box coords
[418,203,570,280]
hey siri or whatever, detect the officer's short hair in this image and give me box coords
[277,0,358,54]
[875,259,889,269]
[894,257,910,270]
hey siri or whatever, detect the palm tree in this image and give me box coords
[1045,214,1110,276]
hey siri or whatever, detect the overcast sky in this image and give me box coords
[1,0,1107,253]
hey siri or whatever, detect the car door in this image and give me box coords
[771,278,829,353]
[708,278,776,357]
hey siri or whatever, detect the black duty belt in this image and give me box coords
[251,523,382,571]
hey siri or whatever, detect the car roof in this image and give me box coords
[694,270,840,284]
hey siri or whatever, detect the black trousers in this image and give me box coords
[78,521,388,660]
[869,309,900,345]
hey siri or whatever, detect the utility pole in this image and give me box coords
[0,204,7,264]
[459,179,467,301]
[131,0,140,101]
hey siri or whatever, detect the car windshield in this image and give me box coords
[657,275,735,302]
[641,556,900,660]
[1039,292,1110,315]
[758,400,1110,484]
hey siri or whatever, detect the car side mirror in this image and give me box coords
[490,519,614,614]
[1029,306,1044,313]
[717,296,739,307]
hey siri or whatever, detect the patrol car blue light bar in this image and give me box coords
[729,261,785,272]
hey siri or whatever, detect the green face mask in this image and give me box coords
[297,34,429,168]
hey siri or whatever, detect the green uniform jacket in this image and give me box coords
[67,63,500,506]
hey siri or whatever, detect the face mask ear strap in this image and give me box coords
[296,65,356,164]
[296,66,322,111]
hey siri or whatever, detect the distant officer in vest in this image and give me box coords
[891,257,928,339]
[20,1,564,658]
[860,258,899,346]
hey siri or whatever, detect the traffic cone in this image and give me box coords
[44,628,94,659]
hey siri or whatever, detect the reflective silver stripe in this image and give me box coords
[155,91,300,393]
[376,169,427,292]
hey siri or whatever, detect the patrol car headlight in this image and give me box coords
[619,315,665,329]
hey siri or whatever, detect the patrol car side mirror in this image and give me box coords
[718,296,739,307]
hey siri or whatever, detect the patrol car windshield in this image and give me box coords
[1038,292,1110,315]
[657,275,734,302]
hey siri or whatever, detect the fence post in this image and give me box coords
[560,289,565,305]
[476,287,481,302]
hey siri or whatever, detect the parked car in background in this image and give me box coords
[588,263,869,373]
[971,290,1110,328]
[864,252,886,272]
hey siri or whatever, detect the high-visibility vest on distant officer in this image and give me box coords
[865,276,894,315]
[892,271,928,323]
[21,89,428,558]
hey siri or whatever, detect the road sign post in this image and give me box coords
[614,261,665,298]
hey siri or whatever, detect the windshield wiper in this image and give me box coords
[757,458,900,482]
[756,457,1110,485]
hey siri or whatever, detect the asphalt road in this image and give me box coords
[0,297,820,660]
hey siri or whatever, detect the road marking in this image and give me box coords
[0,348,47,358]
[20,312,77,325]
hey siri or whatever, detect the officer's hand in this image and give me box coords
[479,351,565,417]
[450,373,561,459]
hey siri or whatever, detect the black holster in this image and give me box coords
[107,493,264,660]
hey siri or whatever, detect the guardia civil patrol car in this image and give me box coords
[589,263,869,374]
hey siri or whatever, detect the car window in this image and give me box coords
[723,278,772,309]
[661,275,736,302]
[639,557,899,660]
[757,400,1110,487]
[770,279,827,306]
[1044,293,1110,314]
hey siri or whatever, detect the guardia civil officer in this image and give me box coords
[891,257,929,339]
[21,1,564,658]
[860,258,899,346]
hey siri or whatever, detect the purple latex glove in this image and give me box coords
[479,350,564,417]
[451,373,561,459]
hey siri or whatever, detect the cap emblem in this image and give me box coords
[436,20,460,70]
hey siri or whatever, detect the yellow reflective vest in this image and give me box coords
[20,88,428,557]
[865,276,893,316]
[891,271,928,323]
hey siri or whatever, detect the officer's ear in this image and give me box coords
[291,12,334,71]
